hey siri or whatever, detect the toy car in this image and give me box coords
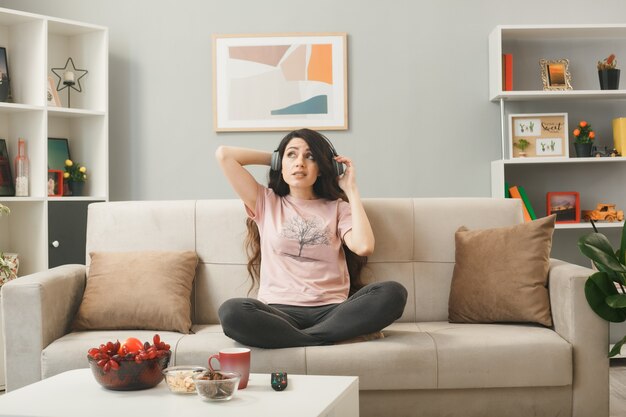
[582,203,624,222]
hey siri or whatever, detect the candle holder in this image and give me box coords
[51,57,87,108]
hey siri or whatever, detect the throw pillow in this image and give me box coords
[72,251,198,333]
[448,215,555,327]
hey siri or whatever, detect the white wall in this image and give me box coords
[1,0,626,266]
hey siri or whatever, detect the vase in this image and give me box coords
[0,252,19,284]
[14,138,29,196]
[68,181,85,196]
[599,69,620,90]
[574,143,593,158]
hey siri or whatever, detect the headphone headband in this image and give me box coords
[270,133,344,176]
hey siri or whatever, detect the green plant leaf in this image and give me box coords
[584,272,626,322]
[619,221,626,265]
[610,336,626,357]
[578,233,626,273]
[607,294,626,308]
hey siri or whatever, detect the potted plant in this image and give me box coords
[513,139,530,157]
[0,202,18,286]
[63,159,87,196]
[572,120,595,158]
[578,220,626,357]
[598,53,620,90]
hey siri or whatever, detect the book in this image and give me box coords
[502,53,513,91]
[517,185,537,220]
[509,185,532,222]
[504,181,511,198]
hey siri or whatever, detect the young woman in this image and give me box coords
[215,128,407,348]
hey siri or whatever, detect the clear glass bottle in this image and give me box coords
[14,138,28,197]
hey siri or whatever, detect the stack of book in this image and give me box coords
[506,183,536,222]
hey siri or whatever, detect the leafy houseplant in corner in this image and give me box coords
[578,220,626,357]
[598,53,620,90]
[63,159,87,196]
[0,202,19,286]
[572,120,595,158]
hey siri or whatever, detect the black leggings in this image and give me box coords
[218,281,408,348]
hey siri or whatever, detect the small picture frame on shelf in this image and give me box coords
[47,169,63,197]
[0,138,15,196]
[47,138,71,171]
[47,76,61,106]
[547,191,580,224]
[540,59,573,91]
[0,47,11,102]
[509,113,569,159]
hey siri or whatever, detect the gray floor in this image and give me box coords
[612,361,626,417]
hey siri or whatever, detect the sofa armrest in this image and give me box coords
[1,264,86,391]
[548,258,609,417]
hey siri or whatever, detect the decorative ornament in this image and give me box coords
[51,57,88,108]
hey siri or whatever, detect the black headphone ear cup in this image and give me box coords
[334,160,344,176]
[270,151,280,171]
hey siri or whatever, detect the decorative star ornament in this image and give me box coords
[51,57,88,93]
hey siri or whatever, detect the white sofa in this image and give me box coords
[1,198,608,417]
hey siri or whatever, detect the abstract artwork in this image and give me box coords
[213,33,348,132]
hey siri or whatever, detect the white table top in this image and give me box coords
[0,369,358,417]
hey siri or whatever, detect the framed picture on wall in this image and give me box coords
[509,113,569,159]
[0,138,15,196]
[547,191,580,224]
[213,32,348,132]
[540,59,573,91]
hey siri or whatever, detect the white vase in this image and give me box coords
[0,252,19,284]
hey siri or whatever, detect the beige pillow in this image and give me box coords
[448,215,555,327]
[72,251,198,333]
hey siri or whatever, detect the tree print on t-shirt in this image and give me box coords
[280,215,330,260]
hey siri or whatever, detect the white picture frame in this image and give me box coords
[509,113,569,159]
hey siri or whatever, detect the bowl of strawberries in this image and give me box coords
[87,334,171,391]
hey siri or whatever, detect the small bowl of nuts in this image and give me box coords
[162,365,208,394]
[193,370,241,401]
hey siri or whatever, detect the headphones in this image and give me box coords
[270,134,344,176]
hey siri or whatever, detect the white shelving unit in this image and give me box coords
[489,24,626,232]
[0,8,108,390]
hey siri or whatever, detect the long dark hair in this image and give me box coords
[245,128,367,295]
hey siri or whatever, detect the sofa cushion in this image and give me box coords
[448,215,555,326]
[419,321,572,389]
[41,330,185,380]
[305,323,438,390]
[72,251,198,333]
[179,324,308,374]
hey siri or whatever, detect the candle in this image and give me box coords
[63,71,75,83]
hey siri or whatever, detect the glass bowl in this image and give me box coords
[87,351,171,391]
[162,365,208,394]
[193,370,241,401]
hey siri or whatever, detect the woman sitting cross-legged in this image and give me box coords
[215,128,407,348]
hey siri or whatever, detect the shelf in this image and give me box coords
[47,107,106,118]
[0,197,45,202]
[0,102,44,113]
[491,90,626,102]
[48,196,106,202]
[556,221,624,230]
[500,156,626,165]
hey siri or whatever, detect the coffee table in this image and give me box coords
[0,369,358,417]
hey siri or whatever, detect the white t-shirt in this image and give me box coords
[246,184,353,306]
